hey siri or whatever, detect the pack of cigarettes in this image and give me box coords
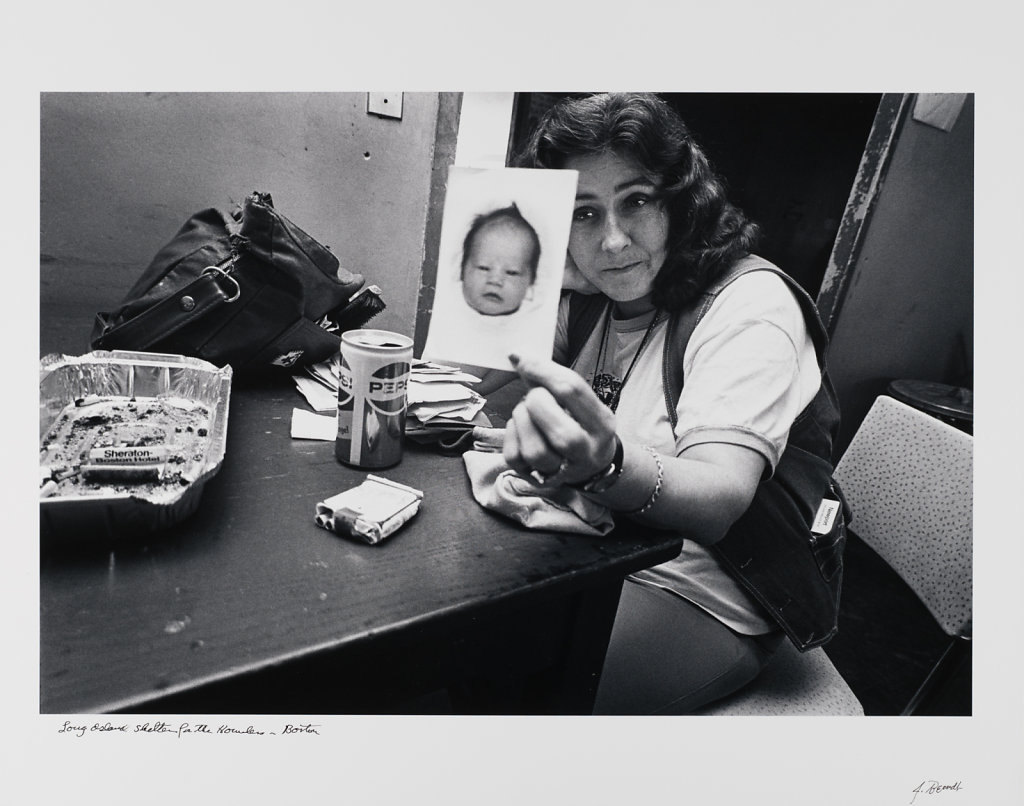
[315,475,424,545]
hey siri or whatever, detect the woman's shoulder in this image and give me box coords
[709,266,804,316]
[694,265,813,348]
[682,265,821,388]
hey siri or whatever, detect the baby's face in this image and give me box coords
[461,223,535,316]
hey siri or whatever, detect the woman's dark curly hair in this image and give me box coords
[513,92,760,311]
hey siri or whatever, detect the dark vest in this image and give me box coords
[565,255,849,650]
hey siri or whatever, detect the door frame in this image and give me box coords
[815,93,912,335]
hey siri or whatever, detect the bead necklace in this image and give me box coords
[591,303,663,413]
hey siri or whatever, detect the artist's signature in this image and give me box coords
[911,780,963,803]
[57,720,320,738]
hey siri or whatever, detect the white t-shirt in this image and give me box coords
[554,270,821,634]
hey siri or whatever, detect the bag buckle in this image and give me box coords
[201,265,242,303]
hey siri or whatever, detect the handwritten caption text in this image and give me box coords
[58,720,321,739]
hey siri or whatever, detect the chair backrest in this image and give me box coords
[833,395,973,638]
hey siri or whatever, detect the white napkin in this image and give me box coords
[291,408,337,440]
[462,450,615,537]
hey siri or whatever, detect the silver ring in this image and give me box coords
[529,459,568,486]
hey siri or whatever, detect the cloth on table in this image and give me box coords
[462,428,614,536]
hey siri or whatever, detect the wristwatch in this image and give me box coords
[570,436,625,494]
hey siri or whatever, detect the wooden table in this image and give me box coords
[39,342,684,715]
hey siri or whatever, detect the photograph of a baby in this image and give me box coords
[423,166,577,370]
[460,203,540,317]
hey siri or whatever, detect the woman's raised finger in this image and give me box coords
[510,354,612,434]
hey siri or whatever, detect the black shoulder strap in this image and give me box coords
[564,291,609,367]
[662,255,831,428]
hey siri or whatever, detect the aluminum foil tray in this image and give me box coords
[39,350,232,544]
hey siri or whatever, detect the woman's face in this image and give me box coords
[564,151,669,317]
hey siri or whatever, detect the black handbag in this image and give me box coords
[91,191,382,371]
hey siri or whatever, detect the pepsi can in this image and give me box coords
[336,329,413,469]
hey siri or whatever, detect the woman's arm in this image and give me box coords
[502,354,765,545]
[606,440,765,544]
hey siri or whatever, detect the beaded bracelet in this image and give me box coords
[626,445,664,516]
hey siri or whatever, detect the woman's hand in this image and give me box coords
[503,354,617,486]
[503,357,768,546]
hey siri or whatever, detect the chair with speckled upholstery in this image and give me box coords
[828,394,973,714]
[696,394,973,716]
[692,638,864,715]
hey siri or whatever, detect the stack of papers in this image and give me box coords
[406,360,486,428]
[290,357,489,441]
[292,357,345,414]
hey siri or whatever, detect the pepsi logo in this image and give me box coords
[367,361,410,415]
[337,355,354,407]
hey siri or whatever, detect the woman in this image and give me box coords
[502,93,831,714]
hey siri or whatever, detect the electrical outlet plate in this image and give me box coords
[367,93,403,120]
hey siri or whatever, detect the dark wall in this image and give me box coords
[510,92,880,298]
[826,95,974,454]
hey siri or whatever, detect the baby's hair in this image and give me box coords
[460,203,541,283]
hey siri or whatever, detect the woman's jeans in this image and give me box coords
[593,578,783,715]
